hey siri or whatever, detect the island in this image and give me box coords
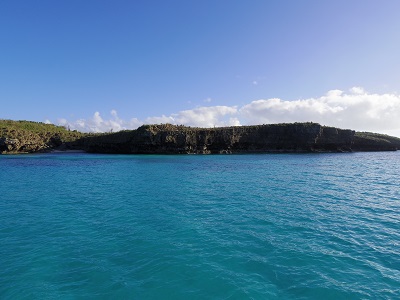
[1,120,400,154]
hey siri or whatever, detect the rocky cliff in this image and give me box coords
[2,120,399,154]
[83,123,363,154]
[0,120,87,154]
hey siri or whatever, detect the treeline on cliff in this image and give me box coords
[1,120,400,154]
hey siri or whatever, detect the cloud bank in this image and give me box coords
[54,87,400,137]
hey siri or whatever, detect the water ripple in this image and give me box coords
[1,152,400,299]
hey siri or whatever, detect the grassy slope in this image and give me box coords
[354,131,400,147]
[0,120,88,153]
[0,120,84,140]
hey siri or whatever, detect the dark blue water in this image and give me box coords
[1,152,399,299]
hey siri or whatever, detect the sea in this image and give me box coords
[0,152,399,299]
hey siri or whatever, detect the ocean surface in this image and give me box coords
[0,152,399,299]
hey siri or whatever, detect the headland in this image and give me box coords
[1,120,399,154]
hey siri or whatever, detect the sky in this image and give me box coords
[1,0,400,136]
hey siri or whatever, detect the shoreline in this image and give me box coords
[50,149,86,153]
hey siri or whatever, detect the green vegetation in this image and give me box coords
[140,122,320,132]
[0,119,89,153]
[0,120,83,139]
[0,119,65,132]
[355,131,400,146]
[1,119,399,154]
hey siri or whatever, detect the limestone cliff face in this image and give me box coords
[0,134,46,153]
[0,132,85,154]
[84,123,357,154]
[2,120,399,154]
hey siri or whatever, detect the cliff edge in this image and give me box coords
[1,120,399,154]
[83,123,400,154]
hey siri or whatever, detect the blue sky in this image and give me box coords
[1,0,400,135]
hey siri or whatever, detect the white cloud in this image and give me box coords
[110,109,118,118]
[56,111,142,133]
[170,106,238,127]
[50,88,400,137]
[57,118,68,126]
[240,88,400,135]
[145,115,174,125]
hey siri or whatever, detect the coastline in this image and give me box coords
[2,120,400,155]
[50,149,86,153]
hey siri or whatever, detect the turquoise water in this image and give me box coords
[1,152,399,299]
